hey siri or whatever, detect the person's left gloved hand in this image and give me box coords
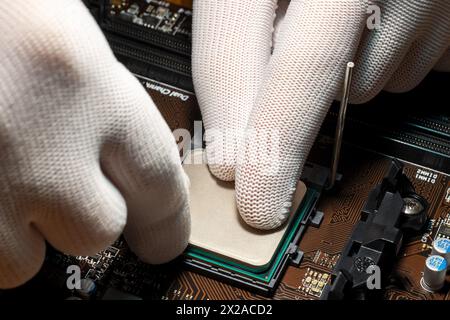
[0,0,190,289]
[192,0,450,230]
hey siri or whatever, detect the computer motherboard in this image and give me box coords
[1,0,449,300]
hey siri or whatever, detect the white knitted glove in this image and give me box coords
[192,0,450,230]
[0,0,190,289]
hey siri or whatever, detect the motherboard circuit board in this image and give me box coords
[2,78,450,300]
[1,0,449,300]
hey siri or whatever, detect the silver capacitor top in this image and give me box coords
[431,238,450,265]
[76,278,97,299]
[421,255,447,292]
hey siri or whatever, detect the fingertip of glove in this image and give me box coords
[207,163,236,182]
[236,195,291,231]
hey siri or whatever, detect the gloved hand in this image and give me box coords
[192,0,450,230]
[0,0,190,289]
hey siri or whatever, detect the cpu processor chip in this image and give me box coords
[185,149,307,269]
[182,149,321,295]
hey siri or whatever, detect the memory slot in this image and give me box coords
[322,111,450,173]
[105,33,193,90]
[406,115,450,139]
[101,14,191,56]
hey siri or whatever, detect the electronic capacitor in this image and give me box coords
[421,255,447,292]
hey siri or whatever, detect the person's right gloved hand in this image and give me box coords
[192,0,450,230]
[0,0,190,289]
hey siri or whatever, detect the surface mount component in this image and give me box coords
[436,218,450,240]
